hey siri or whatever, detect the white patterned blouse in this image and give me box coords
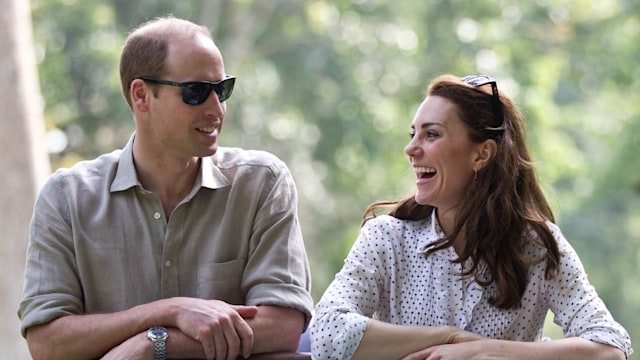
[310,211,632,359]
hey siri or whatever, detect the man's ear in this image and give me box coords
[474,139,498,170]
[130,79,151,112]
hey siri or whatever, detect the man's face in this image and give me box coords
[141,34,229,160]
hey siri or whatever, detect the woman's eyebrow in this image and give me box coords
[417,121,447,129]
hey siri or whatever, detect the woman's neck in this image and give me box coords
[435,207,465,256]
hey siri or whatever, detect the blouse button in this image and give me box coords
[164,260,172,268]
[153,212,161,219]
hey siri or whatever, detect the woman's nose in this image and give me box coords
[405,141,420,157]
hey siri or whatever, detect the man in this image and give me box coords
[18,16,313,360]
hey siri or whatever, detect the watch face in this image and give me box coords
[148,326,168,341]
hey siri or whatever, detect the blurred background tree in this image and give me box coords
[23,0,639,356]
[0,0,49,357]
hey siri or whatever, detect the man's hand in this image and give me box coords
[169,298,258,360]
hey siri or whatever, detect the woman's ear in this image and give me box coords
[474,139,498,170]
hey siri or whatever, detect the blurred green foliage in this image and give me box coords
[32,0,639,354]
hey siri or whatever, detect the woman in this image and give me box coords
[309,74,632,359]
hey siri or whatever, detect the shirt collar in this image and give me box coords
[110,133,230,193]
[201,154,230,190]
[417,209,447,254]
[111,134,139,192]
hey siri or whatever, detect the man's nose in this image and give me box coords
[203,92,225,116]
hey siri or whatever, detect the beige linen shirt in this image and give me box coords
[19,135,313,336]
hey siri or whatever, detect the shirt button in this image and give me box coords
[164,260,172,268]
[153,212,161,219]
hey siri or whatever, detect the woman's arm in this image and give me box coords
[544,225,632,358]
[352,319,483,360]
[402,337,625,360]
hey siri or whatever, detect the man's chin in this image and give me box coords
[199,145,218,158]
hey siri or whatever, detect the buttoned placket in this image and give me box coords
[160,202,185,298]
[459,260,483,331]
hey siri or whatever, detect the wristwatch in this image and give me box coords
[146,326,168,360]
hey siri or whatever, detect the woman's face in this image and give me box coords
[405,95,484,215]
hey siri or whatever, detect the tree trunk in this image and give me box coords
[0,0,50,357]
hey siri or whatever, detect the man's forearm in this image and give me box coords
[246,306,306,354]
[168,305,306,358]
[24,298,193,360]
[25,301,301,359]
[26,306,158,360]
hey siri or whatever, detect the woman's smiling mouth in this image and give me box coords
[413,166,436,180]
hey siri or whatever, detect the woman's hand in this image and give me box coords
[401,330,486,360]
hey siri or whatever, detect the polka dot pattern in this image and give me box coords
[309,212,632,359]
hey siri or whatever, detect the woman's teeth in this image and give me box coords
[413,166,436,174]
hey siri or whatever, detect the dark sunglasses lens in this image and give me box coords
[182,83,213,105]
[464,76,491,87]
[181,78,235,105]
[216,78,235,102]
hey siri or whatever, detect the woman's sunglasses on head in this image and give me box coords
[136,75,236,105]
[461,74,504,127]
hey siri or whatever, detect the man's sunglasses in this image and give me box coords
[461,75,504,127]
[137,75,236,105]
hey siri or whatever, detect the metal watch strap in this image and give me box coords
[147,326,168,360]
[153,338,166,360]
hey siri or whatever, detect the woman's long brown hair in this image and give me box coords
[364,74,560,309]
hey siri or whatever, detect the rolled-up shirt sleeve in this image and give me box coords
[18,171,84,336]
[242,157,314,327]
[545,224,633,357]
[310,221,389,359]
